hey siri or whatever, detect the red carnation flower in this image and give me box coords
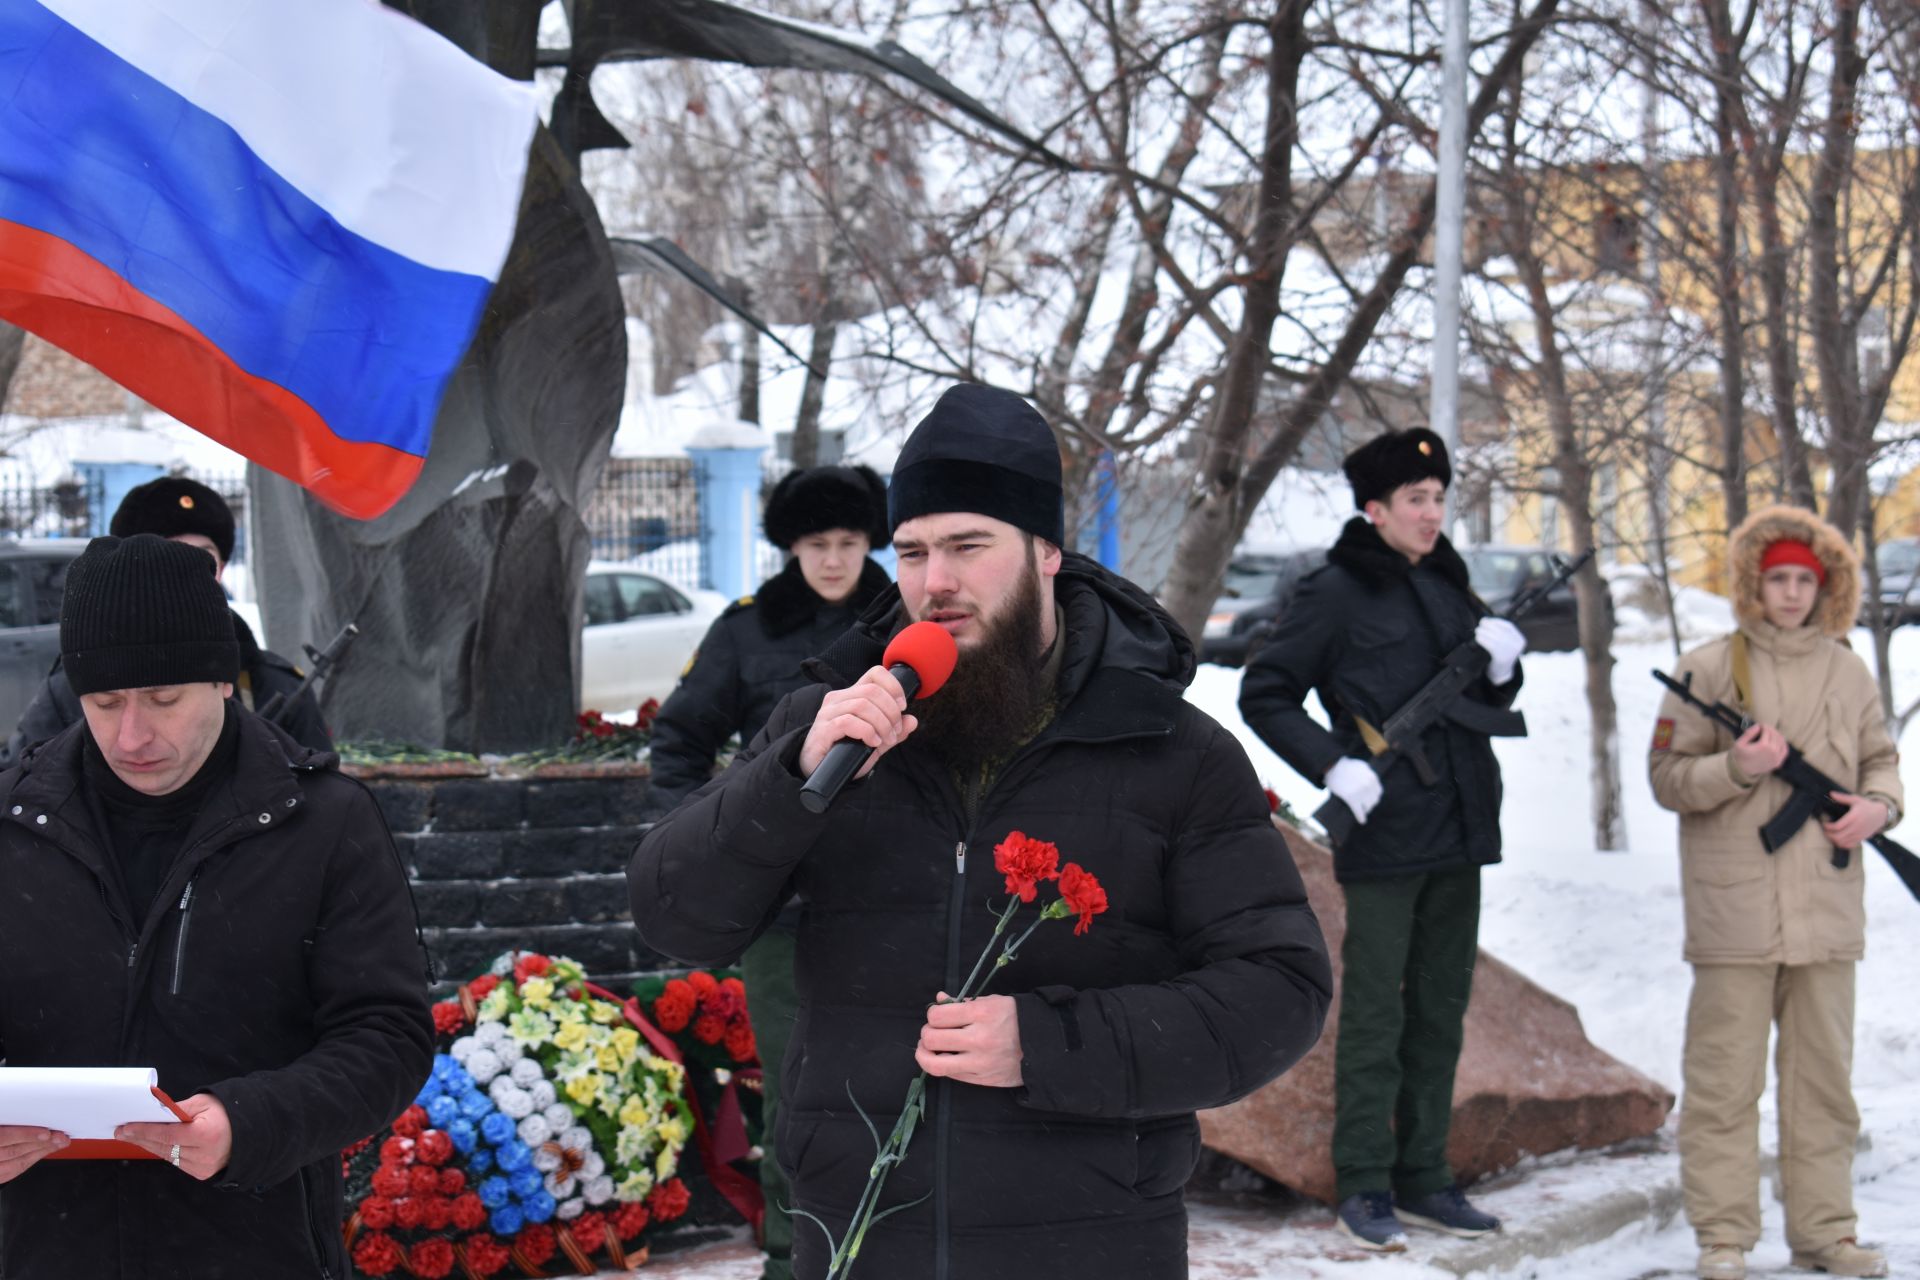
[468,974,501,999]
[1056,862,1109,936]
[724,1021,757,1064]
[700,984,745,1023]
[614,1201,651,1240]
[394,1196,426,1230]
[409,1238,456,1280]
[379,1136,413,1165]
[513,953,553,985]
[358,1195,397,1230]
[371,1166,411,1199]
[516,1223,557,1267]
[646,1177,691,1222]
[720,975,746,999]
[426,1194,456,1231]
[352,1231,404,1277]
[465,1233,512,1277]
[409,1164,441,1195]
[569,1211,607,1250]
[450,1192,487,1231]
[415,1130,454,1167]
[437,1167,465,1196]
[692,1013,726,1045]
[685,970,718,997]
[653,980,696,1033]
[431,1002,467,1036]
[391,1106,429,1140]
[993,831,1061,903]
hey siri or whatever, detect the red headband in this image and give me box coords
[1760,539,1826,585]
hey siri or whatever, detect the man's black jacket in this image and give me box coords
[0,712,433,1280]
[1239,517,1521,881]
[629,552,1332,1280]
[2,610,332,766]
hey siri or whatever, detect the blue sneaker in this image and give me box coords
[1336,1191,1409,1251]
[1395,1184,1501,1237]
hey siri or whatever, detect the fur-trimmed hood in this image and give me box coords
[1728,504,1859,637]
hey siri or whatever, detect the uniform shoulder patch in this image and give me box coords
[680,649,699,679]
[1652,718,1674,752]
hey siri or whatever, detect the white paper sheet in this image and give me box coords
[0,1067,181,1138]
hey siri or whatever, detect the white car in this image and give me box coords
[580,562,726,713]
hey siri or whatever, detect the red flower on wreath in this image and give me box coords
[358,1195,396,1230]
[409,1164,441,1195]
[994,831,1061,903]
[352,1231,404,1277]
[569,1211,607,1250]
[437,1167,465,1196]
[692,1013,727,1045]
[468,973,501,1000]
[379,1135,412,1165]
[431,1001,467,1035]
[724,1021,757,1063]
[465,1233,512,1277]
[513,953,553,984]
[450,1191,487,1231]
[409,1238,456,1279]
[371,1165,411,1199]
[394,1196,426,1230]
[701,982,745,1023]
[614,1201,652,1240]
[516,1223,557,1267]
[653,979,696,1032]
[1056,862,1109,936]
[646,1176,692,1222]
[686,970,718,998]
[415,1130,454,1167]
[391,1106,428,1139]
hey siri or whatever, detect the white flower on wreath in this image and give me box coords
[583,1174,615,1206]
[546,1169,578,1200]
[555,1197,585,1221]
[614,1124,649,1167]
[449,1035,478,1064]
[493,1036,525,1064]
[517,1114,552,1147]
[615,1170,654,1202]
[541,1101,572,1133]
[476,989,512,1023]
[580,1151,605,1180]
[530,1080,558,1112]
[490,1079,535,1120]
[509,1058,543,1088]
[532,1145,563,1174]
[465,1048,503,1086]
[473,1020,507,1046]
[560,1125,593,1156]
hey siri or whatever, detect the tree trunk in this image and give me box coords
[1810,1,1867,536]
[0,321,24,413]
[791,310,837,469]
[1702,0,1748,529]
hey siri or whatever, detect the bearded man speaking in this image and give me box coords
[629,384,1331,1280]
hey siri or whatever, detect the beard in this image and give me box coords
[910,553,1051,774]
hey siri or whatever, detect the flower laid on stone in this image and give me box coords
[344,951,696,1275]
[810,832,1108,1280]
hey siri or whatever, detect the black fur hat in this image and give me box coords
[1343,427,1452,510]
[763,464,891,551]
[109,476,236,563]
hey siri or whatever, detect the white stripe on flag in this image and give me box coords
[42,0,538,280]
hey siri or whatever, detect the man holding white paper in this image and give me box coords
[0,535,432,1278]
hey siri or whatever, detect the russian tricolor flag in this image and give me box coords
[0,0,538,518]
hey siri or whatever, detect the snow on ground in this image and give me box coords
[634,621,1920,1279]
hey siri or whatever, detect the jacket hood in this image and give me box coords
[809,550,1195,700]
[1326,516,1473,595]
[1728,504,1859,638]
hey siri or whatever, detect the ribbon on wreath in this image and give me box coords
[618,992,766,1232]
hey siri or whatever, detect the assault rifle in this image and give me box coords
[1652,668,1920,903]
[258,621,360,727]
[1313,549,1594,848]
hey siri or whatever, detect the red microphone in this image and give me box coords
[799,621,958,813]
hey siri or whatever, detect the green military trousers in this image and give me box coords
[742,927,798,1280]
[1332,866,1481,1203]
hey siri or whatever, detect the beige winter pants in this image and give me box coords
[1679,962,1860,1252]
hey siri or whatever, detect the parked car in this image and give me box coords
[1460,545,1605,653]
[1861,538,1920,627]
[1199,549,1327,666]
[0,537,87,735]
[580,562,727,713]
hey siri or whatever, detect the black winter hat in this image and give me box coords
[763,464,891,551]
[60,535,240,696]
[1343,427,1452,509]
[110,476,236,564]
[887,384,1063,544]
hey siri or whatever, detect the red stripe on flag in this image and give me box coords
[0,219,423,519]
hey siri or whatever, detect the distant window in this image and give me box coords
[1596,206,1639,274]
[584,574,619,627]
[615,573,682,617]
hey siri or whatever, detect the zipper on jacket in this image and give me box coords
[169,875,200,996]
[299,1166,337,1279]
[934,831,973,1280]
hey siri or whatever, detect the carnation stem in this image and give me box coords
[952,896,1023,1002]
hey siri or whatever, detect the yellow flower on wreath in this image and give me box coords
[611,1027,640,1059]
[618,1095,650,1129]
[518,976,555,1008]
[565,1072,603,1106]
[552,1020,591,1053]
[657,1115,688,1147]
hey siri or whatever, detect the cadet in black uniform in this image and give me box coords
[3,478,331,764]
[641,463,891,1280]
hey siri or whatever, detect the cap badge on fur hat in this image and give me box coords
[1419,440,1432,455]
[179,495,195,509]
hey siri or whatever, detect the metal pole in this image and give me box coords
[1431,0,1470,529]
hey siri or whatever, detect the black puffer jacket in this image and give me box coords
[0,712,434,1280]
[1,610,332,766]
[630,552,1332,1280]
[641,557,892,819]
[1239,517,1521,881]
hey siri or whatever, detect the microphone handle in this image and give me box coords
[798,662,923,814]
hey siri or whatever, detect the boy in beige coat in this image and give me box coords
[1650,506,1901,1280]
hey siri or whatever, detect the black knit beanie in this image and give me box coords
[110,476,236,564]
[1343,427,1452,510]
[888,384,1063,544]
[763,464,891,551]
[60,535,240,696]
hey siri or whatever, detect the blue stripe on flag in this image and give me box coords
[0,1,508,456]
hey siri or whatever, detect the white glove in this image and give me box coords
[1324,757,1384,825]
[1475,616,1527,685]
